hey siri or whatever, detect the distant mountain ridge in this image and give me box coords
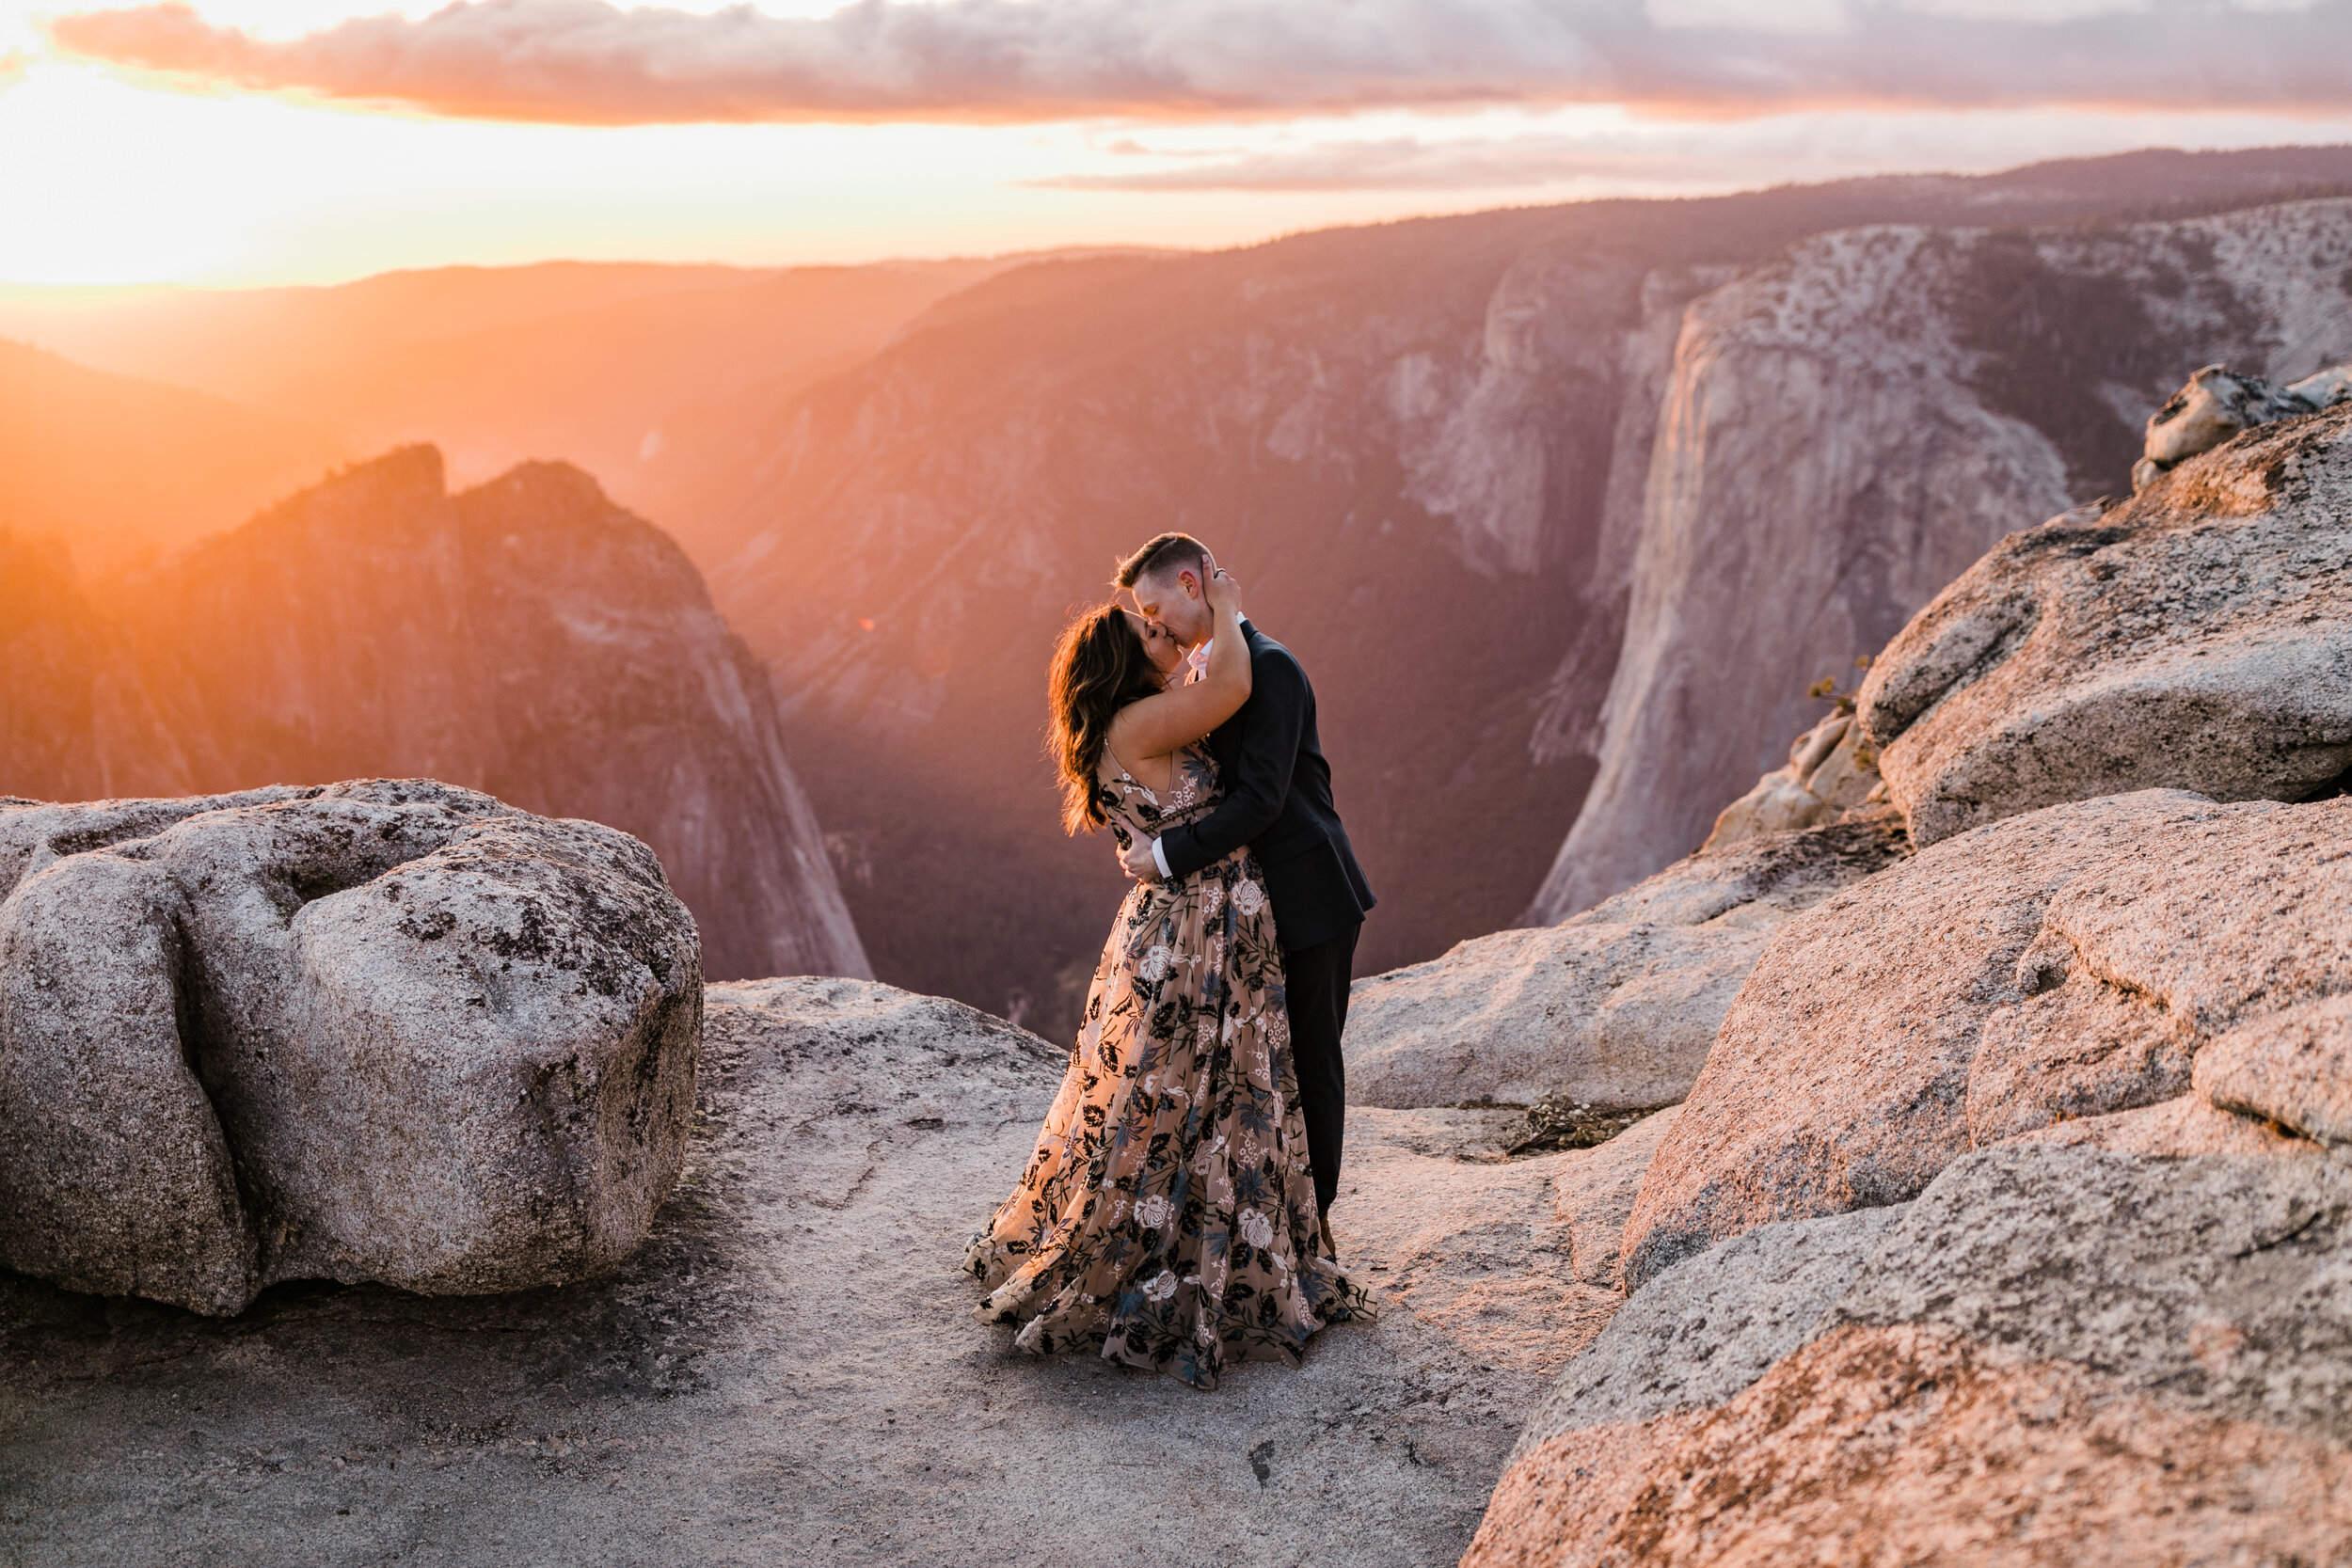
[2,449,867,983]
[0,337,344,573]
[0,251,1155,567]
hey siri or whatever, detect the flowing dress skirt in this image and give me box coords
[965,847,1371,1390]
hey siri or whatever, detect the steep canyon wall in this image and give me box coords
[1529,196,2352,921]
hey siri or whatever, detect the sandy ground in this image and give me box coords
[0,979,1633,1568]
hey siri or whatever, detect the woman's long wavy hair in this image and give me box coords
[1048,604,1165,834]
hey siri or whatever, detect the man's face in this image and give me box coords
[1130,560,1214,648]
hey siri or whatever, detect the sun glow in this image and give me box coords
[6,0,2352,287]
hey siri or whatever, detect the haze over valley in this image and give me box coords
[12,146,2352,1039]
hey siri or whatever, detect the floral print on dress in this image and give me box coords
[965,741,1373,1390]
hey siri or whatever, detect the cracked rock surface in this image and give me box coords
[1621,789,2352,1293]
[0,780,700,1316]
[1,976,1670,1566]
[1470,1145,2352,1566]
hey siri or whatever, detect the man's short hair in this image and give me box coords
[1114,531,1211,592]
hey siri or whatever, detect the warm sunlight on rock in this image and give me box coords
[7,4,2352,1558]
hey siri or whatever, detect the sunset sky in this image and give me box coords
[6,0,2352,286]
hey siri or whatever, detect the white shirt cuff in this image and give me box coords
[1151,837,1171,879]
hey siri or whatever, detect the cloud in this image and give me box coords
[1036,135,1724,191]
[1033,110,2178,192]
[41,0,2352,126]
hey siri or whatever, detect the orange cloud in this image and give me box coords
[43,0,2352,127]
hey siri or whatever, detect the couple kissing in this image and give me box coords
[964,532,1378,1391]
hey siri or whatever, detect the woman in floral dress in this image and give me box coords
[966,567,1371,1390]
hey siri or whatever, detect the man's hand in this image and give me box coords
[1120,836,1158,879]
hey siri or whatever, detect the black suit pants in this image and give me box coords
[1282,922,1358,1217]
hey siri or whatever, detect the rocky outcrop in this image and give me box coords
[0,780,701,1316]
[0,975,1682,1564]
[1697,709,1883,852]
[1621,789,2348,1292]
[1532,198,2352,924]
[1469,265,2352,1558]
[88,446,867,984]
[1471,1145,2352,1566]
[1344,812,1905,1111]
[2134,357,2352,489]
[1860,402,2352,847]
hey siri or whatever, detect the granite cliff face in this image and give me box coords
[701,152,2352,1037]
[1528,198,2352,922]
[2,449,866,984]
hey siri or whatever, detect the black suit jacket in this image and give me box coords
[1159,620,1374,953]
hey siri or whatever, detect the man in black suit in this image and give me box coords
[1115,533,1375,1242]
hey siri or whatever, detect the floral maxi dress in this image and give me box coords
[966,744,1372,1390]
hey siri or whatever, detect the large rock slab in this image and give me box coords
[1622,790,2349,1291]
[0,780,701,1315]
[1473,1322,2352,1567]
[1346,813,1906,1111]
[1470,1144,2352,1565]
[1861,401,2352,847]
[1512,1204,1904,1449]
[0,977,1630,1565]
